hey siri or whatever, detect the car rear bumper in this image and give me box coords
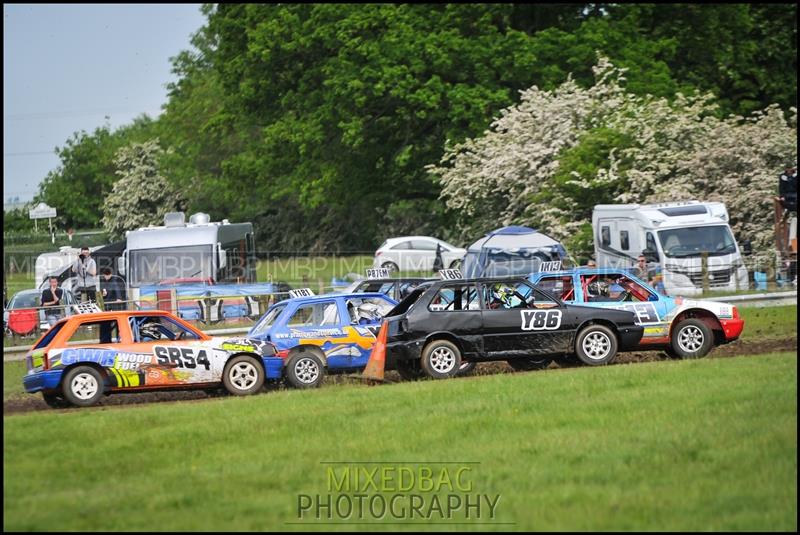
[719,318,745,342]
[23,370,63,393]
[385,340,423,368]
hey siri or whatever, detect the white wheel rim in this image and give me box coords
[294,357,320,384]
[230,361,259,390]
[582,332,611,360]
[430,346,456,373]
[382,263,397,273]
[70,372,99,400]
[678,325,704,353]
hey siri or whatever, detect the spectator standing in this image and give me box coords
[100,268,127,311]
[40,276,64,326]
[632,254,650,281]
[72,246,97,302]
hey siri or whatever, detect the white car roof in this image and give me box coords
[382,236,462,248]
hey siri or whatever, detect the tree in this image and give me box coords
[101,139,186,239]
[36,117,157,229]
[433,57,797,256]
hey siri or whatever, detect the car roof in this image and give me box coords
[270,292,398,308]
[12,289,41,296]
[355,277,432,284]
[529,267,638,277]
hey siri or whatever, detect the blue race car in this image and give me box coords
[247,292,398,388]
[528,267,744,359]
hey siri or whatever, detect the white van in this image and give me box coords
[592,201,749,295]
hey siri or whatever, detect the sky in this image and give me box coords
[3,4,207,204]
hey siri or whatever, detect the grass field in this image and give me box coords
[3,353,796,531]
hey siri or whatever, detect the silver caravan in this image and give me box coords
[120,212,256,301]
[592,201,749,296]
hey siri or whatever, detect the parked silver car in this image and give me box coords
[373,236,466,273]
[3,288,79,336]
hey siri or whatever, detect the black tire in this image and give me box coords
[285,351,325,388]
[575,324,618,365]
[420,339,462,379]
[448,259,462,270]
[670,319,713,359]
[507,357,552,372]
[395,359,425,381]
[381,261,399,274]
[457,361,477,375]
[62,366,105,407]
[222,354,265,395]
[42,392,71,408]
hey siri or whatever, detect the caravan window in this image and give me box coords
[601,226,611,247]
[620,231,630,251]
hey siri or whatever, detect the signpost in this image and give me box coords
[29,202,57,243]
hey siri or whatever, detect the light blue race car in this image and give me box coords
[528,267,744,359]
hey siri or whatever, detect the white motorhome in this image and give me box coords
[592,201,749,295]
[121,212,256,301]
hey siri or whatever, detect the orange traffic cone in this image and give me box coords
[362,321,388,382]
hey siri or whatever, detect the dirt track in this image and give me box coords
[5,336,796,415]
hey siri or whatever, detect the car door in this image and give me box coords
[421,283,483,357]
[129,314,213,386]
[284,300,354,368]
[410,239,439,271]
[480,280,571,357]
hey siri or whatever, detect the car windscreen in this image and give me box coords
[10,292,39,309]
[249,304,286,337]
[658,225,736,258]
[129,245,214,286]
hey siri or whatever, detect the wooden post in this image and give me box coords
[701,252,709,294]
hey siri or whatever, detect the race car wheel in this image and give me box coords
[395,359,425,381]
[42,392,71,409]
[670,319,713,359]
[420,340,462,379]
[62,366,105,407]
[285,351,325,389]
[223,355,265,395]
[381,261,399,274]
[507,357,552,372]
[457,361,476,375]
[448,259,462,270]
[575,324,618,365]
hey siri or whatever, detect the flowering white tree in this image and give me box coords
[102,139,186,239]
[431,57,797,256]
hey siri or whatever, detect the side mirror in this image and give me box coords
[740,239,752,256]
[117,255,126,276]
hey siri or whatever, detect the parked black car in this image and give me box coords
[382,276,643,379]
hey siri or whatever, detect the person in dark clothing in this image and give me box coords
[779,166,797,212]
[433,243,444,272]
[99,268,127,311]
[40,276,65,326]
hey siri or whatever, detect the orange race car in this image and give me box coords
[22,309,282,408]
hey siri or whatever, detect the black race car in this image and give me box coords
[382,276,643,380]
